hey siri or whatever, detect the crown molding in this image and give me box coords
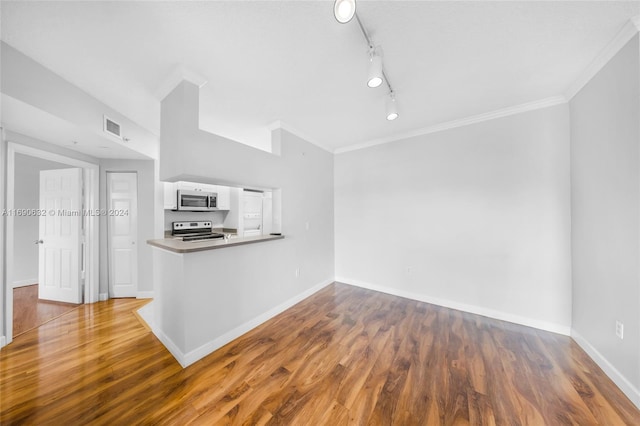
[565,16,640,100]
[267,120,333,153]
[335,15,639,155]
[154,66,208,101]
[335,96,567,154]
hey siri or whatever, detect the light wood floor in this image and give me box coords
[12,284,80,337]
[1,283,639,425]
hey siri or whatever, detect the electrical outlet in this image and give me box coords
[616,321,624,340]
[295,268,300,278]
[305,222,310,231]
[406,266,412,274]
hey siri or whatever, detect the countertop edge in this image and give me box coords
[147,235,285,253]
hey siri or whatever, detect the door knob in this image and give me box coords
[34,239,44,245]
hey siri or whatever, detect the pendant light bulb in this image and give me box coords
[386,93,398,121]
[367,51,383,88]
[334,0,356,24]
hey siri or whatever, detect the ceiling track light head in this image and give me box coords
[334,0,356,24]
[386,92,399,121]
[367,48,383,88]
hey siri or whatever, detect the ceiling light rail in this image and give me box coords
[335,0,399,120]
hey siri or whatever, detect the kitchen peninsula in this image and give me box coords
[143,178,286,367]
[143,232,287,368]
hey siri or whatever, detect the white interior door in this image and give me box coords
[38,168,83,304]
[107,172,138,298]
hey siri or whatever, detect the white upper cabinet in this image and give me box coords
[163,182,178,210]
[176,181,216,193]
[214,185,231,210]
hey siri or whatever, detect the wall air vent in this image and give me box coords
[103,115,123,140]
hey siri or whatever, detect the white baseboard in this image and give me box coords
[136,291,154,299]
[139,278,334,368]
[182,278,333,367]
[98,293,108,301]
[336,277,571,336]
[13,278,37,288]
[571,330,640,409]
[137,302,188,367]
[0,335,6,349]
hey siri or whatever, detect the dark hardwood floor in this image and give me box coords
[12,284,80,337]
[1,282,639,424]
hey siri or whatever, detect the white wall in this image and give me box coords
[570,35,640,405]
[100,159,162,297]
[12,153,69,287]
[6,130,99,165]
[335,104,572,334]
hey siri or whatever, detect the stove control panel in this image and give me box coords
[172,221,212,231]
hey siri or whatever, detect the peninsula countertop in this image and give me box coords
[147,234,284,254]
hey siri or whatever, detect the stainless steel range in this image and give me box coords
[172,221,225,242]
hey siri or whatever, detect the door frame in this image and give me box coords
[3,142,99,346]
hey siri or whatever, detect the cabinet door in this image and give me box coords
[177,181,199,191]
[201,183,217,193]
[163,182,177,210]
[216,185,231,210]
[177,181,217,193]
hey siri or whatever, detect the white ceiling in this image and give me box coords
[1,94,150,160]
[2,1,639,153]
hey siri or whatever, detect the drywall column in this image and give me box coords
[0,129,6,347]
[159,81,283,188]
[570,35,640,407]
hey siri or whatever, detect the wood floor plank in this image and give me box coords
[392,307,432,425]
[347,327,400,425]
[12,284,80,338]
[2,283,640,425]
[336,329,389,411]
[222,366,290,424]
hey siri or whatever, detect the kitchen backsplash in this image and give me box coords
[164,210,227,231]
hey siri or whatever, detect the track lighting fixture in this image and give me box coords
[334,3,400,121]
[386,92,398,121]
[334,0,356,24]
[367,48,383,88]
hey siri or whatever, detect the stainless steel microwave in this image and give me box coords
[176,189,218,211]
